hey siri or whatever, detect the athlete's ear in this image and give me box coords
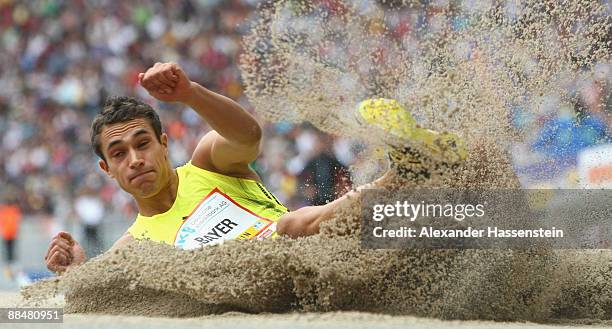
[99,159,112,177]
[161,133,169,155]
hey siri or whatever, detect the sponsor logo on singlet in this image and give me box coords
[173,188,275,250]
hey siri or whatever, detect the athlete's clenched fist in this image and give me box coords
[45,231,86,273]
[138,62,194,103]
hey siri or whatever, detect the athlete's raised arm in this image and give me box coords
[138,62,262,177]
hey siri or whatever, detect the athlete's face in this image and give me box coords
[98,118,172,198]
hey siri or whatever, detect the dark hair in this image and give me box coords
[91,96,163,161]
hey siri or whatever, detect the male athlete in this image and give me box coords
[45,62,466,273]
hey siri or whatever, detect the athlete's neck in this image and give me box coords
[135,168,179,217]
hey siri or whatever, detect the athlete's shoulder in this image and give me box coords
[184,159,262,182]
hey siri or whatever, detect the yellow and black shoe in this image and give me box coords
[357,98,467,180]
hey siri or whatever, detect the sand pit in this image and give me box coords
[19,214,612,324]
[16,0,611,327]
[2,292,609,329]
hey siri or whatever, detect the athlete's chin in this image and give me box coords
[130,182,159,198]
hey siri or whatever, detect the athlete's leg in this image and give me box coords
[277,98,468,238]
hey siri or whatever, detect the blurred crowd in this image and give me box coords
[0,0,610,266]
[512,70,611,188]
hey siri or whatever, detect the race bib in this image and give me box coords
[174,188,276,250]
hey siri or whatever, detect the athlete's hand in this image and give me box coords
[45,231,86,274]
[138,62,194,103]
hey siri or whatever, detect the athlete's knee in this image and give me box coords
[277,206,319,238]
[276,215,292,237]
[277,209,304,238]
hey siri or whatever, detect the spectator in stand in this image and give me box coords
[0,193,22,280]
[74,187,106,258]
[299,130,352,206]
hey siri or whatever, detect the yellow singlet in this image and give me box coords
[127,161,289,250]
